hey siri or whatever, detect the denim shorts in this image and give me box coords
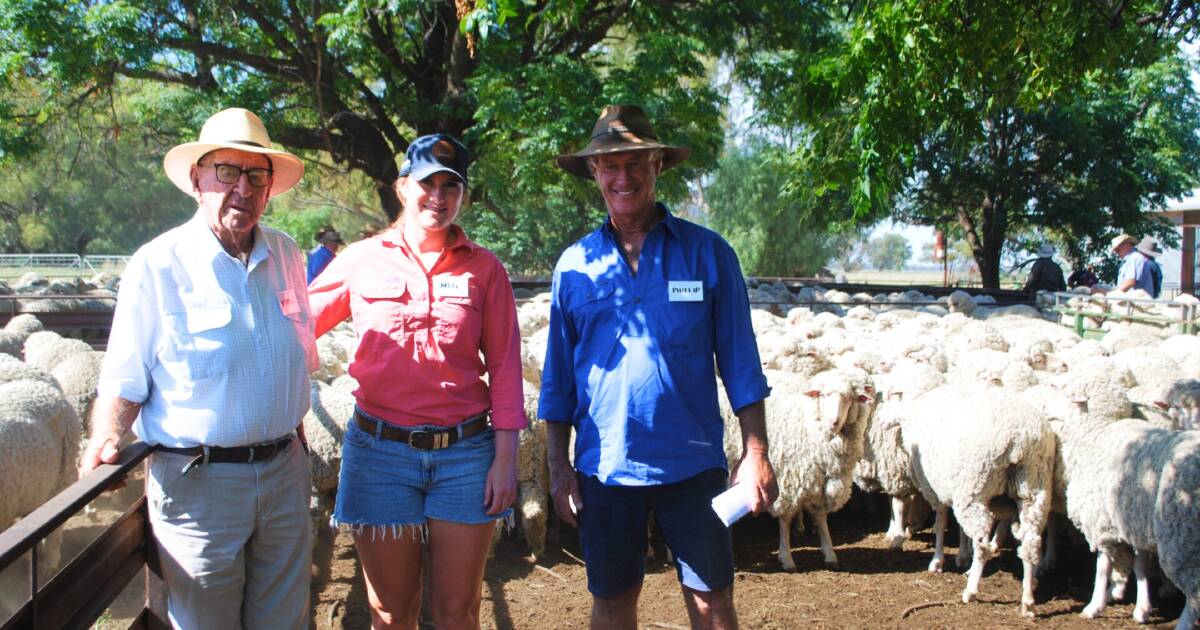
[577,468,734,597]
[332,410,509,538]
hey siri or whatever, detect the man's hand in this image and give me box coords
[730,448,778,513]
[546,421,582,527]
[548,459,583,527]
[731,400,778,513]
[81,432,123,474]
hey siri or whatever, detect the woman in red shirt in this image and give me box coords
[309,134,525,628]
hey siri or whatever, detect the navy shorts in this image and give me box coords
[577,468,734,597]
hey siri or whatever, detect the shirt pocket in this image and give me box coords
[659,283,712,355]
[431,280,482,350]
[161,298,234,380]
[277,288,305,322]
[357,279,418,336]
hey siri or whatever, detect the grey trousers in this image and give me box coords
[147,438,312,630]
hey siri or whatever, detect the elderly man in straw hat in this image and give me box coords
[82,108,318,629]
[1095,233,1156,295]
[1022,243,1066,294]
[539,105,778,629]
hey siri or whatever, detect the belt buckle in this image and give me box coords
[408,430,449,450]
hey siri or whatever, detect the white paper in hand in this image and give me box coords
[711,483,754,527]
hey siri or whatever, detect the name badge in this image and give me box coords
[668,281,703,302]
[433,275,469,298]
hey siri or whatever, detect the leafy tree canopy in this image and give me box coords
[742,0,1200,288]
[864,232,911,271]
[0,0,825,272]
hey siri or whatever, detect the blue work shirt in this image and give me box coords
[538,204,770,486]
[1118,251,1155,294]
[307,245,335,285]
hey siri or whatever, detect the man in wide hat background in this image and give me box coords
[540,104,779,628]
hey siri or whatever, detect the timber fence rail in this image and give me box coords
[0,442,167,630]
[1050,291,1200,337]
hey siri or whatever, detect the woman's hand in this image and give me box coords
[484,429,519,515]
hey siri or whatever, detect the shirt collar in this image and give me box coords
[600,202,680,240]
[183,212,272,265]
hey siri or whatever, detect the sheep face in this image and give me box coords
[1166,380,1200,431]
[805,388,854,436]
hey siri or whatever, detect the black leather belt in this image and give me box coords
[158,434,295,476]
[354,410,490,450]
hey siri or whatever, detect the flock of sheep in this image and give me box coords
[2,273,1199,629]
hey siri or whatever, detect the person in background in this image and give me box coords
[1095,233,1155,295]
[1137,236,1164,298]
[308,133,524,629]
[1067,263,1100,289]
[540,104,778,629]
[82,107,317,629]
[1023,243,1066,294]
[307,226,345,284]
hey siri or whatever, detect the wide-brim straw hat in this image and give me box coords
[1136,236,1163,258]
[556,105,691,179]
[163,108,304,197]
[1037,244,1055,258]
[1110,233,1136,252]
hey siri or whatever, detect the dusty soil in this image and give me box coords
[310,495,1187,629]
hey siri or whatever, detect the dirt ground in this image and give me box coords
[310,494,1188,630]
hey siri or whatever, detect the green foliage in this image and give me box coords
[0,80,195,254]
[262,206,334,251]
[703,141,859,276]
[0,0,826,272]
[864,232,911,271]
[746,0,1200,287]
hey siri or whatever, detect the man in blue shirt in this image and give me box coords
[539,105,778,629]
[1099,233,1156,295]
[306,227,344,284]
[1136,237,1164,298]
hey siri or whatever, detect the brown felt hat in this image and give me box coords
[556,105,691,179]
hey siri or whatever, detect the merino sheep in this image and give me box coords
[897,384,1055,618]
[0,354,81,571]
[23,330,92,373]
[515,382,550,559]
[50,350,105,435]
[303,380,355,533]
[726,369,872,570]
[4,313,44,341]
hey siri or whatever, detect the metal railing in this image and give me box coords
[1049,291,1199,337]
[0,255,130,277]
[0,443,167,630]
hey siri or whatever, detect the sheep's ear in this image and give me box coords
[805,390,821,398]
[857,393,875,404]
[1155,401,1170,411]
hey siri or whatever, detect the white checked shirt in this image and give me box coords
[98,214,318,447]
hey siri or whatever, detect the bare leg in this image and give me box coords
[1132,549,1153,624]
[777,513,797,571]
[592,583,640,630]
[813,510,838,568]
[427,518,497,630]
[1082,552,1112,619]
[682,585,737,630]
[353,527,424,629]
[886,495,907,550]
[929,508,947,573]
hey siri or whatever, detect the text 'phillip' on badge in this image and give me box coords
[668,281,703,302]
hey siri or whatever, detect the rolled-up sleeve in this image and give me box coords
[537,265,577,424]
[480,258,528,431]
[96,253,158,403]
[307,247,352,339]
[712,241,770,412]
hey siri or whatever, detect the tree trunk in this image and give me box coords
[375,180,402,224]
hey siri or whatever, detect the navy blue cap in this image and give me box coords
[398,134,469,187]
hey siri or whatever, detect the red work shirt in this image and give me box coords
[308,225,527,431]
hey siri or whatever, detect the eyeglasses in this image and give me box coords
[204,163,273,187]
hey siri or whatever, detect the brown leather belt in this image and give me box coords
[354,410,490,450]
[157,434,296,475]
